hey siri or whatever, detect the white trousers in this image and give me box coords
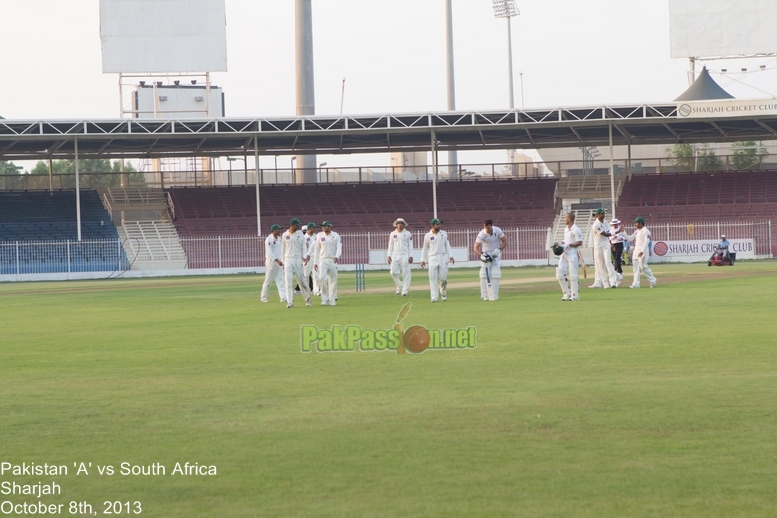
[284,258,310,304]
[479,260,501,299]
[304,258,320,294]
[261,260,285,302]
[593,246,619,287]
[427,258,449,301]
[632,255,656,287]
[556,251,579,298]
[319,258,338,303]
[390,255,412,294]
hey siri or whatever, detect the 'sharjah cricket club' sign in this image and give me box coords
[650,239,754,263]
[300,303,477,354]
[677,99,777,118]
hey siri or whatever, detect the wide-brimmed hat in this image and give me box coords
[611,218,621,225]
[393,218,407,226]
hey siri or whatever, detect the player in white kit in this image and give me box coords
[474,219,507,301]
[624,217,657,289]
[303,222,320,296]
[281,218,312,308]
[261,223,286,303]
[555,212,583,301]
[387,218,414,296]
[589,208,621,289]
[420,218,455,302]
[313,221,342,306]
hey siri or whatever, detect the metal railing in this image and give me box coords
[1,221,772,280]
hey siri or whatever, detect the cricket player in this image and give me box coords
[420,218,455,302]
[387,218,414,296]
[303,222,320,296]
[474,219,507,301]
[281,218,312,308]
[260,224,286,304]
[313,221,342,306]
[624,217,657,289]
[554,212,583,301]
[589,208,621,289]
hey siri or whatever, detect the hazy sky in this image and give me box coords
[1,0,775,168]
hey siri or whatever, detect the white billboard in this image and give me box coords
[134,85,224,119]
[669,0,777,58]
[100,0,228,73]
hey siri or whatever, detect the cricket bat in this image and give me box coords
[578,250,587,279]
[485,262,495,301]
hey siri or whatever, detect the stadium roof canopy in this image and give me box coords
[2,101,777,161]
[675,67,734,101]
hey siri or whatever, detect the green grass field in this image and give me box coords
[1,263,776,517]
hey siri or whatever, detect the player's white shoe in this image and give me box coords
[321,301,328,306]
[650,280,657,288]
[286,303,294,309]
[570,296,579,301]
[561,294,569,301]
[329,301,336,306]
[441,295,447,301]
[305,298,312,307]
[431,299,438,303]
[261,299,268,303]
[396,288,401,295]
[628,285,639,289]
[588,284,602,289]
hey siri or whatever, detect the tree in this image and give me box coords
[731,141,768,170]
[28,159,144,189]
[0,161,24,189]
[666,143,724,172]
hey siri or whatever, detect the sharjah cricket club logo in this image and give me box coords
[654,241,668,256]
[300,303,477,354]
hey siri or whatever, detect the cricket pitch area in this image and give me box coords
[1,262,776,517]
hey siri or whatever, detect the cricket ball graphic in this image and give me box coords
[394,302,429,354]
[403,325,431,353]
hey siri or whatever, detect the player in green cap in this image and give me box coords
[281,218,312,308]
[261,224,286,304]
[312,221,342,306]
[420,218,454,302]
[303,222,320,296]
[624,217,657,289]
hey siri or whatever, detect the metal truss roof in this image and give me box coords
[2,103,777,160]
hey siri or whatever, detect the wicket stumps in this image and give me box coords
[355,263,366,291]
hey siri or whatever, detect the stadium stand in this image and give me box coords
[617,170,777,255]
[0,190,128,274]
[167,178,559,236]
[117,221,187,270]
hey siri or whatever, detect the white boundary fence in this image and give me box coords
[0,221,772,282]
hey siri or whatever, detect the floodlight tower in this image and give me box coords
[445,0,458,177]
[492,0,519,110]
[295,0,317,183]
[492,0,519,168]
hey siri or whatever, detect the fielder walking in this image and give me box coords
[388,218,414,296]
[303,222,320,295]
[281,218,312,308]
[624,217,657,289]
[261,223,286,304]
[313,221,341,306]
[474,219,507,301]
[420,218,455,302]
[589,208,621,289]
[554,212,583,301]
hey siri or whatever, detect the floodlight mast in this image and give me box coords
[492,0,519,110]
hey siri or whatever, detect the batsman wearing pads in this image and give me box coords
[624,217,657,289]
[387,218,414,296]
[313,221,341,306]
[420,218,455,302]
[474,219,507,301]
[281,218,312,308]
[554,212,583,301]
[261,224,286,304]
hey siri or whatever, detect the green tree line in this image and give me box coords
[1,159,144,190]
